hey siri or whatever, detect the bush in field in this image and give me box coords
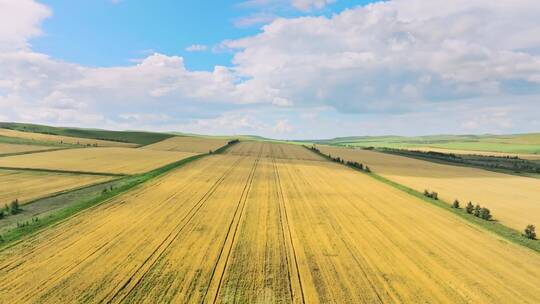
[465,202,474,214]
[472,204,481,217]
[9,199,21,215]
[523,225,536,239]
[479,207,492,220]
[0,209,4,219]
[452,200,460,208]
[365,166,371,173]
[423,190,438,200]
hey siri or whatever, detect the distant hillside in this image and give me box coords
[311,133,540,154]
[0,122,174,146]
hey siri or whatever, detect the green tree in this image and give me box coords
[452,200,460,208]
[473,204,481,217]
[524,225,536,240]
[465,202,474,214]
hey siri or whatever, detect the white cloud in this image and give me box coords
[224,0,540,116]
[1,0,540,138]
[185,44,208,52]
[0,0,51,51]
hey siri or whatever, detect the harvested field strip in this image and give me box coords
[0,128,137,147]
[0,169,114,205]
[142,136,228,153]
[0,147,197,175]
[318,145,540,231]
[202,151,261,303]
[1,144,540,303]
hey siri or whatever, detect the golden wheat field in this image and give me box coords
[0,128,137,147]
[142,136,228,153]
[408,146,540,160]
[0,141,539,303]
[225,141,325,160]
[0,169,113,205]
[0,147,197,175]
[318,145,540,231]
[0,143,56,155]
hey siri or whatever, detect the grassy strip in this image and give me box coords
[213,141,238,154]
[303,145,540,253]
[0,166,126,177]
[22,177,123,206]
[0,153,206,250]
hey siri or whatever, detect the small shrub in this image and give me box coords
[0,209,4,219]
[365,166,371,173]
[465,202,474,214]
[452,200,460,209]
[431,192,438,200]
[524,225,536,240]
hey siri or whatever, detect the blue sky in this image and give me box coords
[33,0,374,70]
[1,0,540,138]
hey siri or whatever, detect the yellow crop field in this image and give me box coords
[0,143,539,303]
[0,169,113,205]
[142,136,228,153]
[0,147,197,175]
[318,145,540,230]
[408,146,540,160]
[0,143,56,155]
[0,128,137,147]
[225,141,325,160]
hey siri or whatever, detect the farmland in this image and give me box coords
[225,141,324,160]
[318,145,540,231]
[0,143,56,155]
[401,147,540,160]
[142,136,228,153]
[0,128,138,148]
[314,133,540,155]
[0,147,197,175]
[0,169,114,205]
[0,141,539,303]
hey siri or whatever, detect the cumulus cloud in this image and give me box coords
[0,0,50,51]
[1,0,540,138]
[225,0,540,116]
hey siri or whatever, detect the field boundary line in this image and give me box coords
[302,145,540,254]
[0,166,127,177]
[0,147,73,158]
